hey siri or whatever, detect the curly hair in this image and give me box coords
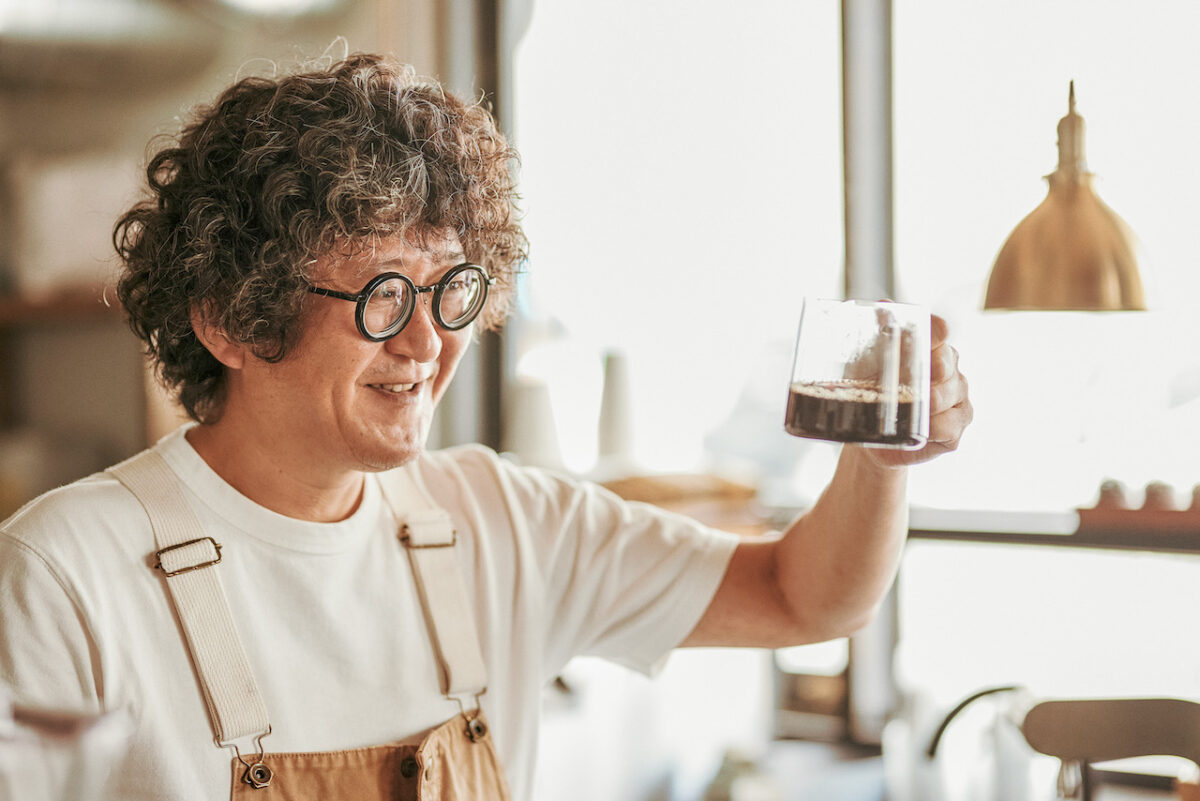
[114,53,528,423]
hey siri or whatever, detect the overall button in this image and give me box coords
[400,756,419,779]
[467,717,488,741]
[242,762,273,789]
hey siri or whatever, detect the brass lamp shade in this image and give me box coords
[984,84,1146,311]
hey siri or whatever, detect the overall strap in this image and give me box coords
[108,450,272,749]
[376,464,488,711]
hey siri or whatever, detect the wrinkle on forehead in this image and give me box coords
[309,228,465,283]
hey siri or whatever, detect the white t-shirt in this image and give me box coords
[0,426,738,801]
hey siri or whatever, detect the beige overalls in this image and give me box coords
[110,451,513,801]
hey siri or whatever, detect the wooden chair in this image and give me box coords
[1021,697,1200,800]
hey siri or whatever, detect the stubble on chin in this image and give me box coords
[352,422,429,472]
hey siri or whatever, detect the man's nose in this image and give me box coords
[385,293,442,361]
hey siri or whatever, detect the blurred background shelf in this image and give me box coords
[908,506,1200,555]
[0,287,152,518]
[0,288,118,327]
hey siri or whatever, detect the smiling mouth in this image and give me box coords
[369,382,421,394]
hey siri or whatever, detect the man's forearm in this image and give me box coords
[772,445,909,641]
[684,315,969,649]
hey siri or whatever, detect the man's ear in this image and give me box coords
[190,304,246,370]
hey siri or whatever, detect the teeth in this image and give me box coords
[374,383,416,393]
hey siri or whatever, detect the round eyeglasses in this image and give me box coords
[306,263,493,341]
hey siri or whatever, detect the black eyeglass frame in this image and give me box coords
[306,262,493,342]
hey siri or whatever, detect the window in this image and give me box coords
[895,0,1200,513]
[890,0,1200,776]
[512,0,1200,517]
[510,0,843,478]
[511,0,1200,785]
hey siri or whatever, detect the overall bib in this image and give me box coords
[109,451,513,801]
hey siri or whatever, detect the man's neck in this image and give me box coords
[185,421,365,523]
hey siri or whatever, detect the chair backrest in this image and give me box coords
[1021,697,1200,769]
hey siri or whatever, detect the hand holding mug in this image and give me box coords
[784,298,971,465]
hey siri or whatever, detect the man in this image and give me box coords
[0,54,971,800]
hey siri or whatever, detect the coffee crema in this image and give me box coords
[784,379,924,448]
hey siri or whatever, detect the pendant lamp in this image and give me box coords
[983,83,1146,310]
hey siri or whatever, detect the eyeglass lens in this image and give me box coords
[363,277,410,337]
[361,267,487,337]
[438,269,486,326]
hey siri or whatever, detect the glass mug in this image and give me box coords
[784,298,931,450]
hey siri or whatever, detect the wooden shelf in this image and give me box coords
[685,502,1200,556]
[908,526,1200,555]
[0,287,128,431]
[0,289,120,328]
[907,507,1200,554]
[595,478,1200,556]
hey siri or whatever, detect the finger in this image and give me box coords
[928,396,973,450]
[930,314,949,347]
[929,341,960,385]
[930,366,968,413]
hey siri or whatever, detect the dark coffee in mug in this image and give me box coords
[784,379,922,448]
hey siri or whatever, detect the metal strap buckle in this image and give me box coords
[452,690,489,742]
[153,537,223,577]
[399,524,457,549]
[223,728,273,790]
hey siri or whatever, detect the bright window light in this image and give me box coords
[514,0,1200,519]
[513,0,1200,747]
[512,0,843,480]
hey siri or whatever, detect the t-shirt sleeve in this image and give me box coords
[481,453,740,677]
[0,530,101,714]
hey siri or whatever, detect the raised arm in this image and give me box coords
[682,315,972,648]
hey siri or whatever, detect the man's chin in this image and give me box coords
[349,429,428,472]
[359,445,424,472]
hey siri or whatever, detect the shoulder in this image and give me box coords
[2,471,140,532]
[1,470,148,566]
[413,445,712,545]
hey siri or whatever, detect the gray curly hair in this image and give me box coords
[114,53,528,423]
